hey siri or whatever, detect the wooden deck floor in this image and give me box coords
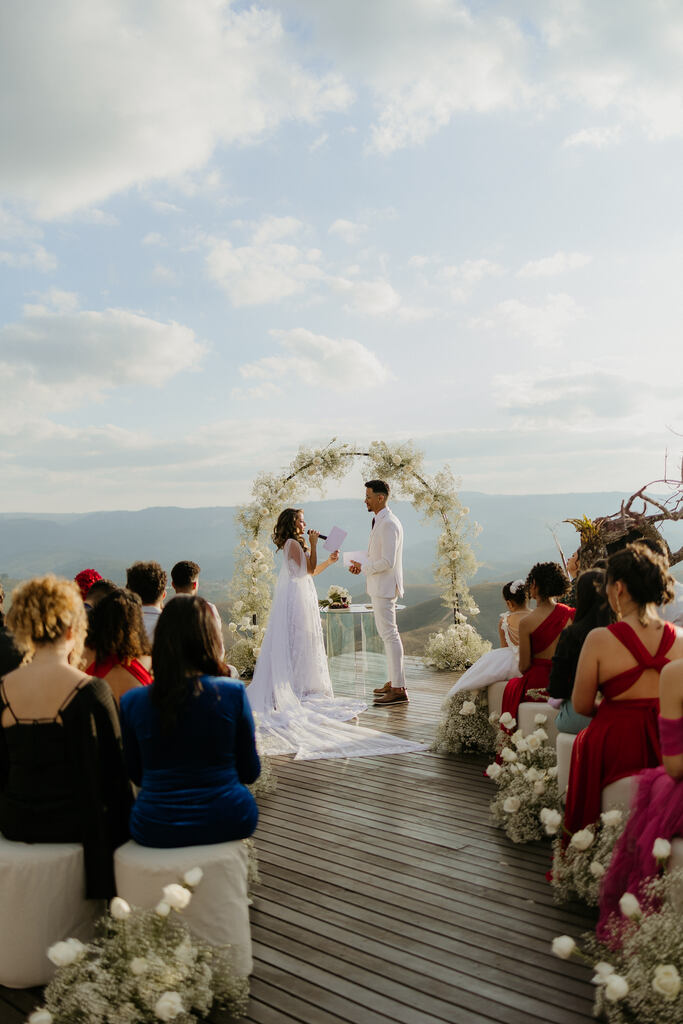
[1,656,597,1024]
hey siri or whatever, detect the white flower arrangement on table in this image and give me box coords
[488,713,562,843]
[228,438,481,674]
[423,622,490,672]
[431,688,497,755]
[550,861,683,1024]
[548,808,627,906]
[27,871,248,1024]
[319,584,351,609]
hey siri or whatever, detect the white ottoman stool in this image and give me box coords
[518,702,559,744]
[601,776,637,816]
[487,680,509,724]
[556,732,577,801]
[672,837,683,870]
[114,840,252,976]
[0,836,101,988]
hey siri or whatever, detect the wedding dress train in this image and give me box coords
[246,539,427,760]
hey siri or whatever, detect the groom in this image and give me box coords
[349,480,407,705]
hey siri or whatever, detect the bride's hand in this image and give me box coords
[308,529,320,544]
[329,550,339,563]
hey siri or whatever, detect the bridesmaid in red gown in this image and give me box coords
[597,658,683,940]
[84,589,152,703]
[501,562,573,725]
[564,543,683,840]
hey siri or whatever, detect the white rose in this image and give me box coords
[541,809,562,835]
[183,867,204,888]
[510,729,524,744]
[228,621,238,632]
[570,829,595,852]
[155,901,171,917]
[501,747,518,763]
[392,454,402,466]
[162,884,192,910]
[533,728,548,742]
[503,796,521,813]
[488,712,499,725]
[592,962,615,984]
[600,809,623,827]
[510,763,523,774]
[28,1011,54,1024]
[525,735,541,752]
[130,957,149,975]
[551,936,576,960]
[652,964,681,1001]
[525,767,541,782]
[499,712,516,729]
[459,701,476,716]
[485,762,503,780]
[604,975,629,1002]
[109,897,131,920]
[534,713,548,725]
[47,938,87,967]
[533,780,546,796]
[618,892,641,920]
[547,766,559,778]
[652,838,672,861]
[589,860,606,878]
[154,991,185,1021]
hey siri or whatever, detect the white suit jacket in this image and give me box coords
[363,506,404,599]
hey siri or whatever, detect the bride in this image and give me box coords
[246,507,427,761]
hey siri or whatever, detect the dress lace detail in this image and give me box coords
[247,539,427,761]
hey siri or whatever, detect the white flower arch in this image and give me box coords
[227,439,480,675]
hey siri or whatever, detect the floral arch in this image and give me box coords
[226,439,480,676]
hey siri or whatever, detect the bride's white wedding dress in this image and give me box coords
[246,539,427,760]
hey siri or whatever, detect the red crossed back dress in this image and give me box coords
[501,602,575,724]
[563,620,677,840]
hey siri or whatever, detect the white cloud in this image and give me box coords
[439,259,504,302]
[517,251,592,278]
[471,293,583,347]
[328,218,367,244]
[1,0,352,218]
[205,217,325,306]
[0,244,56,271]
[331,276,401,316]
[562,126,622,149]
[0,296,205,428]
[142,232,165,247]
[236,327,393,396]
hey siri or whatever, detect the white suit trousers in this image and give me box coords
[371,596,406,689]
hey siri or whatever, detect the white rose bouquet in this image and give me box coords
[423,622,490,672]
[550,808,627,906]
[488,717,561,843]
[431,688,497,755]
[552,868,683,1024]
[319,585,351,609]
[28,876,249,1024]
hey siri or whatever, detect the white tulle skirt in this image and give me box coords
[445,646,519,700]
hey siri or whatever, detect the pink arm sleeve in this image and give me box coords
[658,715,683,757]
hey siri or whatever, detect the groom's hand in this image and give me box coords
[349,560,361,575]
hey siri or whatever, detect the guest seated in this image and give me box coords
[500,561,573,724]
[83,577,118,613]
[119,595,260,848]
[83,589,152,703]
[0,576,131,898]
[74,568,103,604]
[597,657,683,940]
[125,560,167,643]
[549,568,614,734]
[564,543,683,839]
[0,582,23,677]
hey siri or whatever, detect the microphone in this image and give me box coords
[308,529,328,540]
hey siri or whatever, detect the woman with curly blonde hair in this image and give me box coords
[0,575,131,898]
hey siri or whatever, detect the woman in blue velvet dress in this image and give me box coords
[119,596,260,847]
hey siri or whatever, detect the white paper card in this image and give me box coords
[323,526,347,552]
[343,550,368,568]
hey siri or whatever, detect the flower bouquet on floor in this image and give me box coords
[423,621,490,672]
[488,713,562,843]
[431,688,497,755]
[551,863,683,1023]
[28,872,249,1024]
[549,809,627,906]
[319,584,351,610]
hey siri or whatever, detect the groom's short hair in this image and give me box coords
[365,479,390,496]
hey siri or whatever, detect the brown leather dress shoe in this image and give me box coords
[373,681,392,695]
[373,688,409,705]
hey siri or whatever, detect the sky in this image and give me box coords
[1,0,682,513]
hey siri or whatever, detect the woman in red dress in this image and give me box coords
[501,562,573,725]
[564,543,683,839]
[84,589,152,703]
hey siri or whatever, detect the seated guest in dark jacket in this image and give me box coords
[550,568,614,734]
[119,595,260,848]
[0,582,23,677]
[0,576,131,898]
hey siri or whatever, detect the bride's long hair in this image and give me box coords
[273,507,307,552]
